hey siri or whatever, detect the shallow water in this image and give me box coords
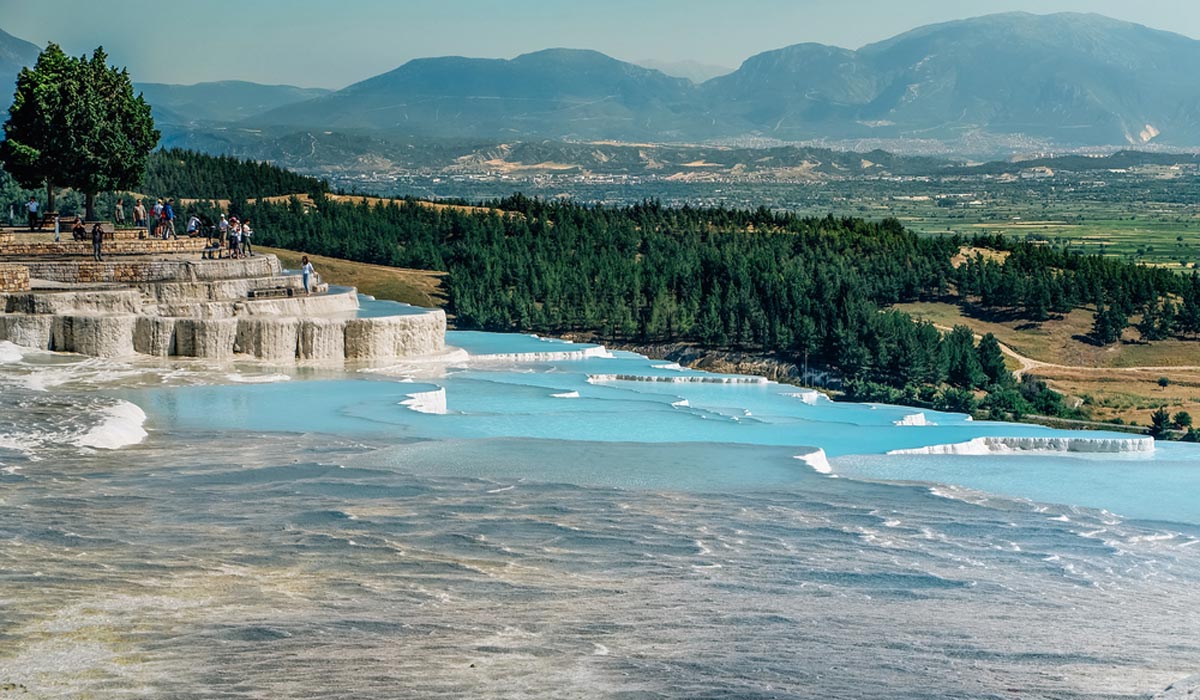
[1,329,1199,698]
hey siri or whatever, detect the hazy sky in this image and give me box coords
[2,0,1197,88]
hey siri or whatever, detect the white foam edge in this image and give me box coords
[783,391,823,405]
[74,400,148,450]
[227,373,291,384]
[551,391,580,399]
[360,348,471,374]
[400,387,448,415]
[893,412,935,427]
[0,341,25,364]
[793,448,832,474]
[588,373,767,385]
[888,435,1155,456]
[468,346,614,363]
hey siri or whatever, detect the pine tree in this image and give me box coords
[1150,407,1173,439]
[976,333,1011,387]
[944,325,986,389]
[1091,304,1126,345]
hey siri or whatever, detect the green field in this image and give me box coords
[901,204,1200,272]
[393,171,1200,271]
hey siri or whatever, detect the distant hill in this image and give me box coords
[248,12,1200,151]
[703,12,1200,147]
[635,59,732,84]
[0,28,40,108]
[11,12,1200,158]
[0,28,326,125]
[135,80,331,124]
[250,48,710,140]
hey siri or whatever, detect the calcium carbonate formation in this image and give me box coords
[0,253,445,362]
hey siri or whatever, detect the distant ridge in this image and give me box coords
[7,13,1200,155]
[703,12,1200,146]
[635,58,733,84]
[0,28,40,108]
[134,81,332,124]
[251,48,704,140]
[247,12,1200,149]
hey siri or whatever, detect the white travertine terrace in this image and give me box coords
[0,254,445,361]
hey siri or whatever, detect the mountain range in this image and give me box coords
[3,12,1200,155]
[242,12,1200,150]
[0,27,39,109]
[135,81,331,124]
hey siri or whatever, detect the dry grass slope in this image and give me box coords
[895,301,1200,424]
[258,246,448,309]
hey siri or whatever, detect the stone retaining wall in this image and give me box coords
[22,255,281,284]
[0,239,206,257]
[0,264,30,292]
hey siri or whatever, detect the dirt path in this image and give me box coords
[929,322,1200,376]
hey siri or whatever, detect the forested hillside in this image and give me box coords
[8,148,1197,424]
[143,149,328,201]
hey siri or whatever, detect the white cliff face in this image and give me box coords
[894,412,932,427]
[298,318,346,361]
[888,436,1156,455]
[0,255,447,363]
[0,314,54,350]
[344,313,447,360]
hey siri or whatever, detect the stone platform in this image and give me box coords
[0,237,207,258]
[0,252,446,362]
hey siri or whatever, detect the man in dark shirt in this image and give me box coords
[91,223,104,261]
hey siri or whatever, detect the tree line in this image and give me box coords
[11,147,1198,425]
[954,233,1200,344]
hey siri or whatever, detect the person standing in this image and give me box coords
[114,198,125,225]
[26,196,39,231]
[91,222,104,261]
[133,200,147,229]
[301,256,315,294]
[164,199,176,238]
[241,219,254,257]
[228,219,241,258]
[53,214,61,242]
[152,199,164,238]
